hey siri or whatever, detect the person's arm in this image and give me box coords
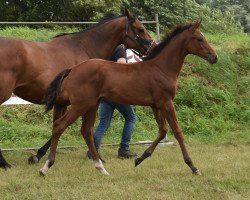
[112,44,127,63]
[116,58,126,63]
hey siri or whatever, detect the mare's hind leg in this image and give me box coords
[28,105,67,164]
[0,75,16,169]
[81,107,109,175]
[165,101,200,175]
[39,106,80,176]
[135,107,167,166]
[0,149,12,170]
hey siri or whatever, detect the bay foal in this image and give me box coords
[41,21,217,176]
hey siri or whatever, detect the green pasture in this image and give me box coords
[1,143,250,200]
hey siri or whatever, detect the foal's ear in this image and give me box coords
[125,8,135,21]
[190,19,202,32]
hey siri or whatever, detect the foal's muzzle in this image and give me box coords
[207,54,218,64]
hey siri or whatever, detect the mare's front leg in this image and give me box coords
[39,107,79,176]
[28,105,67,164]
[0,149,11,170]
[165,101,200,175]
[81,107,109,175]
[0,75,16,169]
[135,107,167,166]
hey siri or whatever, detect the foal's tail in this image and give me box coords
[44,68,72,112]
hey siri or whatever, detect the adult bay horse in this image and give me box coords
[0,9,154,170]
[40,20,217,176]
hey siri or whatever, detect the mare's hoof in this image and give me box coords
[28,155,39,165]
[193,169,202,175]
[0,162,12,170]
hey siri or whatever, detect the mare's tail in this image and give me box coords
[44,68,72,112]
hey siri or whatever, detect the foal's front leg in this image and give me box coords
[165,101,201,175]
[135,107,167,166]
[28,105,67,164]
[81,108,109,175]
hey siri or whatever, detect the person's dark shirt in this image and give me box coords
[110,44,127,62]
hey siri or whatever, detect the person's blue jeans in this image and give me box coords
[94,100,136,150]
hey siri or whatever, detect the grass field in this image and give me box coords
[1,141,250,200]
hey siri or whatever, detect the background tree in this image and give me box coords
[0,0,246,33]
[195,0,250,32]
[124,0,241,34]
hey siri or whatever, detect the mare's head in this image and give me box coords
[123,8,155,56]
[184,20,217,64]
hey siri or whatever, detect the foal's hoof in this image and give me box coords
[0,162,12,170]
[28,155,39,165]
[39,169,46,177]
[193,169,202,175]
[134,157,142,167]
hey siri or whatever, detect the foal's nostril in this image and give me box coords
[213,55,218,64]
[208,53,218,64]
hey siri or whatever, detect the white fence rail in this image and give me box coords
[0,14,160,42]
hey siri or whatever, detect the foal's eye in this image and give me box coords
[197,38,203,42]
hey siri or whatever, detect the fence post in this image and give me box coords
[155,14,160,42]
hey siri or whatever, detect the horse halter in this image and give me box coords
[124,17,155,57]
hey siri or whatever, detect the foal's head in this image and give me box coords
[123,9,155,56]
[184,20,218,64]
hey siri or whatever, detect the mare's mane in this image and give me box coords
[143,24,192,61]
[54,13,125,38]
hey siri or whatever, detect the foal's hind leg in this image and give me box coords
[81,107,109,175]
[135,107,167,166]
[39,107,80,176]
[165,101,200,175]
[28,105,67,164]
[0,75,16,169]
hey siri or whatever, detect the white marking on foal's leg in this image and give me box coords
[94,159,109,175]
[39,160,50,176]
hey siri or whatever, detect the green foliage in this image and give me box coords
[195,0,250,33]
[0,0,124,22]
[0,0,244,34]
[124,0,241,34]
[72,0,124,21]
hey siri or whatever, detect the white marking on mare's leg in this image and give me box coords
[39,160,50,176]
[94,159,109,175]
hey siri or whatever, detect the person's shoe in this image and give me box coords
[118,148,137,159]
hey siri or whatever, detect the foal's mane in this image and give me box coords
[54,13,125,38]
[143,23,192,61]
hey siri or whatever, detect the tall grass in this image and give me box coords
[0,26,80,41]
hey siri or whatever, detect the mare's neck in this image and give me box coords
[152,36,188,81]
[54,17,126,60]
